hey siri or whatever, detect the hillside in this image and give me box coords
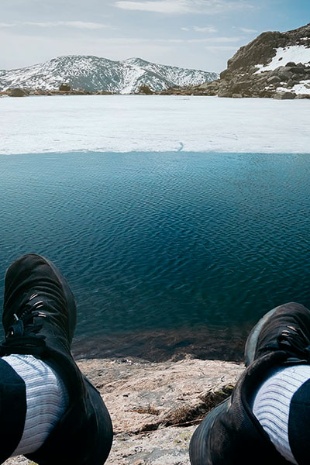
[0,56,218,95]
[198,23,310,99]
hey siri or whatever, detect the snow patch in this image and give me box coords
[276,80,310,95]
[256,45,310,73]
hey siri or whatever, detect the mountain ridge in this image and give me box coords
[0,55,218,94]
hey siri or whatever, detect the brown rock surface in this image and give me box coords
[193,23,310,98]
[4,357,243,465]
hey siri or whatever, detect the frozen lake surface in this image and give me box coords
[1,95,309,155]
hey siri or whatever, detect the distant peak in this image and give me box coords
[0,55,218,94]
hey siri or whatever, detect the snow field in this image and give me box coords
[0,94,309,155]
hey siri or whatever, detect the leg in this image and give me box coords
[189,303,310,465]
[0,254,113,465]
[0,358,26,462]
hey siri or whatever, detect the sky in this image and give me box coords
[1,0,309,73]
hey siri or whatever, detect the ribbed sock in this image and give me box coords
[3,354,68,456]
[252,364,310,465]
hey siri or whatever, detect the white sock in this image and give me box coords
[3,354,68,456]
[252,364,310,465]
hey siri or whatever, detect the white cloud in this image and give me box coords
[204,45,238,52]
[186,36,242,44]
[0,29,236,72]
[38,21,109,30]
[0,22,16,28]
[115,0,253,15]
[193,26,218,33]
[237,27,258,33]
[1,21,109,30]
[181,25,218,34]
[115,0,189,14]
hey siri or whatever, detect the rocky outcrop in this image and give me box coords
[4,357,243,465]
[196,23,310,98]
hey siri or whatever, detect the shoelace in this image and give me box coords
[0,293,47,356]
[278,325,310,361]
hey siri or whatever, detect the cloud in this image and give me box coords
[0,28,238,72]
[0,22,16,28]
[204,45,238,52]
[115,0,189,14]
[237,27,258,33]
[168,35,241,45]
[1,21,109,30]
[36,21,108,30]
[181,26,218,33]
[115,0,253,15]
[193,26,218,33]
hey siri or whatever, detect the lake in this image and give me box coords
[0,151,310,361]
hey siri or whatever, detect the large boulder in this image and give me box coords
[7,88,28,97]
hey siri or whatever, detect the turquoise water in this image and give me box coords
[0,152,310,360]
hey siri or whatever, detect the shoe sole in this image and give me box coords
[244,306,280,367]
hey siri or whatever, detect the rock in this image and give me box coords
[7,88,28,97]
[286,78,295,87]
[218,89,233,97]
[3,357,243,465]
[266,75,281,84]
[59,83,71,92]
[219,69,232,80]
[137,85,154,95]
[296,93,310,99]
[292,65,307,74]
[197,23,310,98]
[274,91,296,99]
[227,30,285,73]
[274,66,294,80]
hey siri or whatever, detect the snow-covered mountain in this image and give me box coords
[0,56,218,94]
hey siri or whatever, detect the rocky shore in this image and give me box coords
[4,356,243,465]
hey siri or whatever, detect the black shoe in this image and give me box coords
[1,253,76,357]
[244,302,310,366]
[0,254,113,465]
[189,302,310,465]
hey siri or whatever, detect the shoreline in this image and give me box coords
[71,324,250,364]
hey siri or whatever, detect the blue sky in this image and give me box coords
[1,0,309,72]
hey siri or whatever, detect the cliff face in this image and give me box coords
[200,24,310,99]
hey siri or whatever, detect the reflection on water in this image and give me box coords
[0,151,310,360]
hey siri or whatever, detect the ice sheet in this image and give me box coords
[0,95,309,154]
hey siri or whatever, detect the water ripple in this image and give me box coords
[0,151,310,353]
